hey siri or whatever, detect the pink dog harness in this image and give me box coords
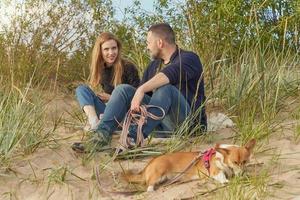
[202,148,216,175]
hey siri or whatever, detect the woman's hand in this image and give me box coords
[97,92,111,103]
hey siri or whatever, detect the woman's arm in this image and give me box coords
[97,92,111,103]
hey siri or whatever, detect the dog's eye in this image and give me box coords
[242,160,247,164]
[234,161,238,165]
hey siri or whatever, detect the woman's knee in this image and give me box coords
[112,84,136,98]
[75,84,92,96]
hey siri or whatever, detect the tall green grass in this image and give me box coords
[206,44,299,143]
[0,84,53,168]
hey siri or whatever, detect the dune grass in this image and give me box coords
[0,1,299,199]
[0,82,55,169]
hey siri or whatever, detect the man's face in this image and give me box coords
[146,31,161,60]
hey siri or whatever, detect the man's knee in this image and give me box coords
[153,84,175,97]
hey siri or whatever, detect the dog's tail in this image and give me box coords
[121,169,145,184]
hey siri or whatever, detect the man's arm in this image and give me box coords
[161,52,202,85]
[130,72,169,111]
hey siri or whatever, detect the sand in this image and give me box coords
[0,94,299,200]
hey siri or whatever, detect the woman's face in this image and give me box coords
[101,39,119,66]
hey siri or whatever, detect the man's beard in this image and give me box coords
[150,49,161,60]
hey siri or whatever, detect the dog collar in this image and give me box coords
[202,148,216,175]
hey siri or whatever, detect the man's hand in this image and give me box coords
[97,92,111,103]
[130,88,145,112]
[130,72,169,112]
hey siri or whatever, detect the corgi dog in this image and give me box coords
[122,139,256,192]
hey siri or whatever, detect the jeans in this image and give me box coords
[75,85,106,117]
[97,84,191,139]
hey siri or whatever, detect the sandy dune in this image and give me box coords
[0,94,299,200]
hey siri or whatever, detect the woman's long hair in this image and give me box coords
[89,32,123,88]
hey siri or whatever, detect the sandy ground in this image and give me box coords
[0,93,299,200]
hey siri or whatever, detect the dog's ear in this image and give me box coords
[215,147,229,156]
[244,139,256,152]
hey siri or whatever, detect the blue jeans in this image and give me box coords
[75,85,106,116]
[97,84,191,139]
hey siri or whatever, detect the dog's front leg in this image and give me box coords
[147,185,155,192]
[212,171,229,184]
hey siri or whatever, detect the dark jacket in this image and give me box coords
[101,61,140,94]
[141,48,207,129]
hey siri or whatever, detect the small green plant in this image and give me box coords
[292,107,300,143]
[47,165,69,185]
[215,172,270,200]
[294,124,300,143]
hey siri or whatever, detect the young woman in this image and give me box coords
[76,32,140,131]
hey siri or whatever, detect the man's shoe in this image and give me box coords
[71,140,110,153]
[71,131,111,153]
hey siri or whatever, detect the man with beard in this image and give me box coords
[72,23,207,153]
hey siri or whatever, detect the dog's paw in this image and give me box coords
[213,172,229,184]
[220,178,229,184]
[147,185,155,192]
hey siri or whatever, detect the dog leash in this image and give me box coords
[163,151,203,186]
[112,105,165,160]
[164,148,215,186]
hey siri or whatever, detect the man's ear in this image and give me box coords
[215,147,229,156]
[157,38,163,48]
[244,139,256,152]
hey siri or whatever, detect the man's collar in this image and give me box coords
[157,46,179,65]
[169,46,179,63]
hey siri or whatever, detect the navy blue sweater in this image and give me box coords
[141,48,207,129]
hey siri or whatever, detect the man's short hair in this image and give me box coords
[148,23,175,44]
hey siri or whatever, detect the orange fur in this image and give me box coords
[122,139,256,192]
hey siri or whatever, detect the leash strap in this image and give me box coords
[164,151,203,186]
[164,148,216,186]
[112,105,165,160]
